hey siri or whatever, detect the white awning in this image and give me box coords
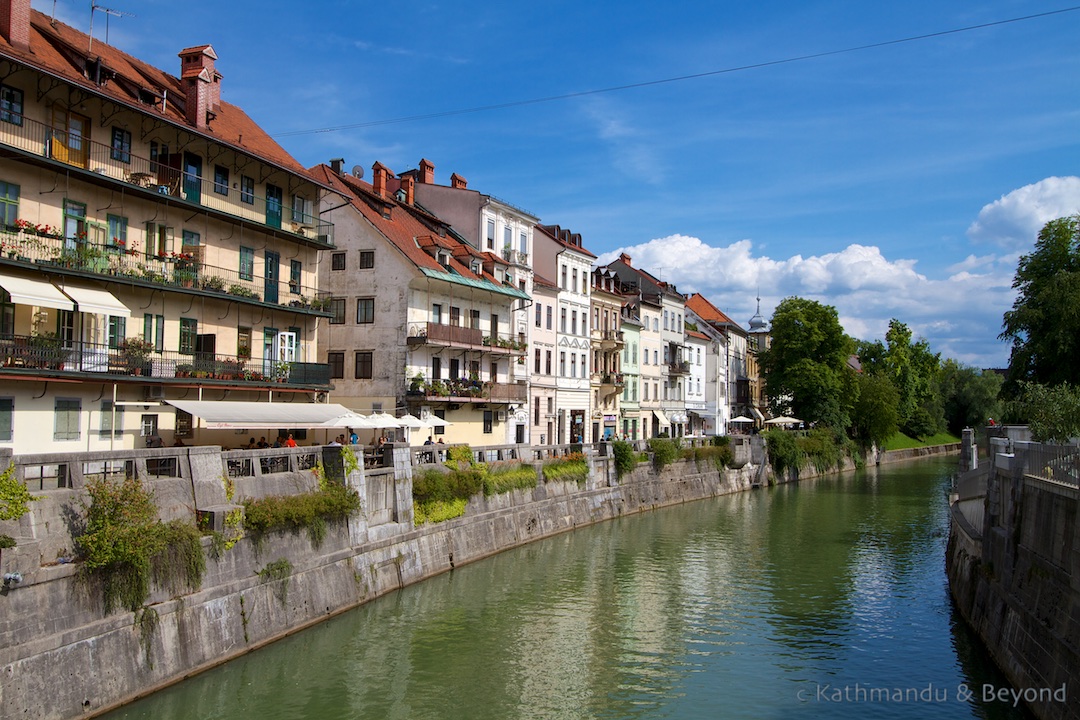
[0,273,74,311]
[165,400,355,429]
[57,282,130,317]
[653,409,671,426]
[750,407,765,422]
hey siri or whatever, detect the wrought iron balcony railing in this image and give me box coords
[667,360,691,375]
[405,322,527,354]
[0,113,333,245]
[0,333,330,386]
[405,377,527,403]
[0,230,330,312]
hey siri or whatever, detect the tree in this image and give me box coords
[759,297,856,430]
[857,319,943,438]
[850,373,900,449]
[937,359,1003,435]
[1000,215,1080,396]
[1014,382,1080,443]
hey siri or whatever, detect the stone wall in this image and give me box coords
[947,443,1079,720]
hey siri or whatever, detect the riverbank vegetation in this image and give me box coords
[413,445,547,525]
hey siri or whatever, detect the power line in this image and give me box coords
[273,6,1080,138]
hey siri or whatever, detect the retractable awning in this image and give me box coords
[57,282,130,317]
[0,273,74,311]
[653,409,671,426]
[165,400,356,429]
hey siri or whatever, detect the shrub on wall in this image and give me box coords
[648,438,678,470]
[763,430,801,476]
[0,461,34,523]
[78,475,204,614]
[612,440,637,479]
[541,452,588,485]
[242,482,362,546]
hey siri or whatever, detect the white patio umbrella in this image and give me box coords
[729,416,755,423]
[397,413,429,429]
[765,415,803,426]
[366,412,405,429]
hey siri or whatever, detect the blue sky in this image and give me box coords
[40,0,1080,368]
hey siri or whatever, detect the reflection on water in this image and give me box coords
[103,457,1031,720]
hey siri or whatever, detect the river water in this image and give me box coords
[102,456,1030,720]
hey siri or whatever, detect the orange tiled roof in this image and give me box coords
[687,293,738,326]
[0,11,321,184]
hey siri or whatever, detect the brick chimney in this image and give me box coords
[0,0,30,53]
[400,174,414,205]
[418,158,434,184]
[329,158,344,175]
[450,172,467,190]
[619,252,632,266]
[372,161,393,198]
[178,45,218,130]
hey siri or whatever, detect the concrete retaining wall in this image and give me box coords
[947,445,1080,720]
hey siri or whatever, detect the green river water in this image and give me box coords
[101,456,1030,719]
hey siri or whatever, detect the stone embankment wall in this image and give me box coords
[0,439,956,720]
[947,432,1079,720]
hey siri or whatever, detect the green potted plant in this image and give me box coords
[28,332,64,369]
[119,337,154,375]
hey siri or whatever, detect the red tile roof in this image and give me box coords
[0,10,323,185]
[687,293,740,327]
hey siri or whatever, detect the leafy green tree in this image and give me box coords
[850,373,900,448]
[857,319,943,438]
[937,359,1004,435]
[759,297,856,430]
[1014,382,1080,443]
[1000,215,1080,396]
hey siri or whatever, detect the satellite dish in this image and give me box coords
[351,165,364,179]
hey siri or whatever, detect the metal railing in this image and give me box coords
[667,361,690,375]
[406,378,527,403]
[0,229,330,311]
[0,113,333,245]
[1022,443,1080,488]
[0,333,330,385]
[501,247,530,266]
[406,322,527,353]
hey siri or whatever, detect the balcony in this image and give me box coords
[599,329,624,349]
[406,322,527,354]
[0,113,333,247]
[0,229,330,313]
[406,377,527,404]
[0,334,330,387]
[600,373,625,396]
[667,360,690,375]
[501,247,530,267]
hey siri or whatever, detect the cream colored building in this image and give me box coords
[0,4,334,453]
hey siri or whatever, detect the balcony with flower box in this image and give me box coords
[0,227,332,314]
[405,376,527,404]
[0,113,333,248]
[0,334,330,388]
[405,322,527,355]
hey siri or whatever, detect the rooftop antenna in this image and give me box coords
[88,2,135,53]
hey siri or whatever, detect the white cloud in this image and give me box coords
[966,176,1080,251]
[596,233,1015,369]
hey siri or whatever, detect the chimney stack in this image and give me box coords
[178,45,218,130]
[0,0,30,53]
[372,161,393,198]
[419,158,434,184]
[400,175,415,205]
[329,158,344,176]
[619,252,632,266]
[450,172,467,190]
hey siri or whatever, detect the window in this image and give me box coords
[0,181,17,227]
[175,410,193,438]
[239,246,254,280]
[572,269,578,294]
[663,310,668,330]
[431,356,441,380]
[490,313,499,335]
[535,303,542,327]
[359,250,375,269]
[486,219,495,250]
[237,326,251,358]
[559,352,566,376]
[571,310,577,336]
[449,358,460,380]
[560,308,567,333]
[179,318,197,353]
[99,401,123,439]
[483,410,493,434]
[240,175,255,204]
[432,303,442,324]
[653,350,658,365]
[140,414,158,439]
[560,265,567,289]
[354,351,373,379]
[145,222,174,258]
[471,309,482,330]
[331,252,346,270]
[519,231,527,253]
[450,306,461,326]
[356,298,374,324]
[213,165,229,195]
[534,397,540,426]
[106,214,127,250]
[292,194,312,223]
[546,306,552,330]
[0,84,23,125]
[643,348,649,365]
[107,316,126,349]
[643,384,648,400]
[54,398,81,441]
[290,259,302,294]
[545,350,552,375]
[570,354,576,377]
[653,318,658,332]
[143,313,164,351]
[0,397,12,442]
[329,298,345,324]
[328,352,344,379]
[503,225,512,249]
[534,348,541,373]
